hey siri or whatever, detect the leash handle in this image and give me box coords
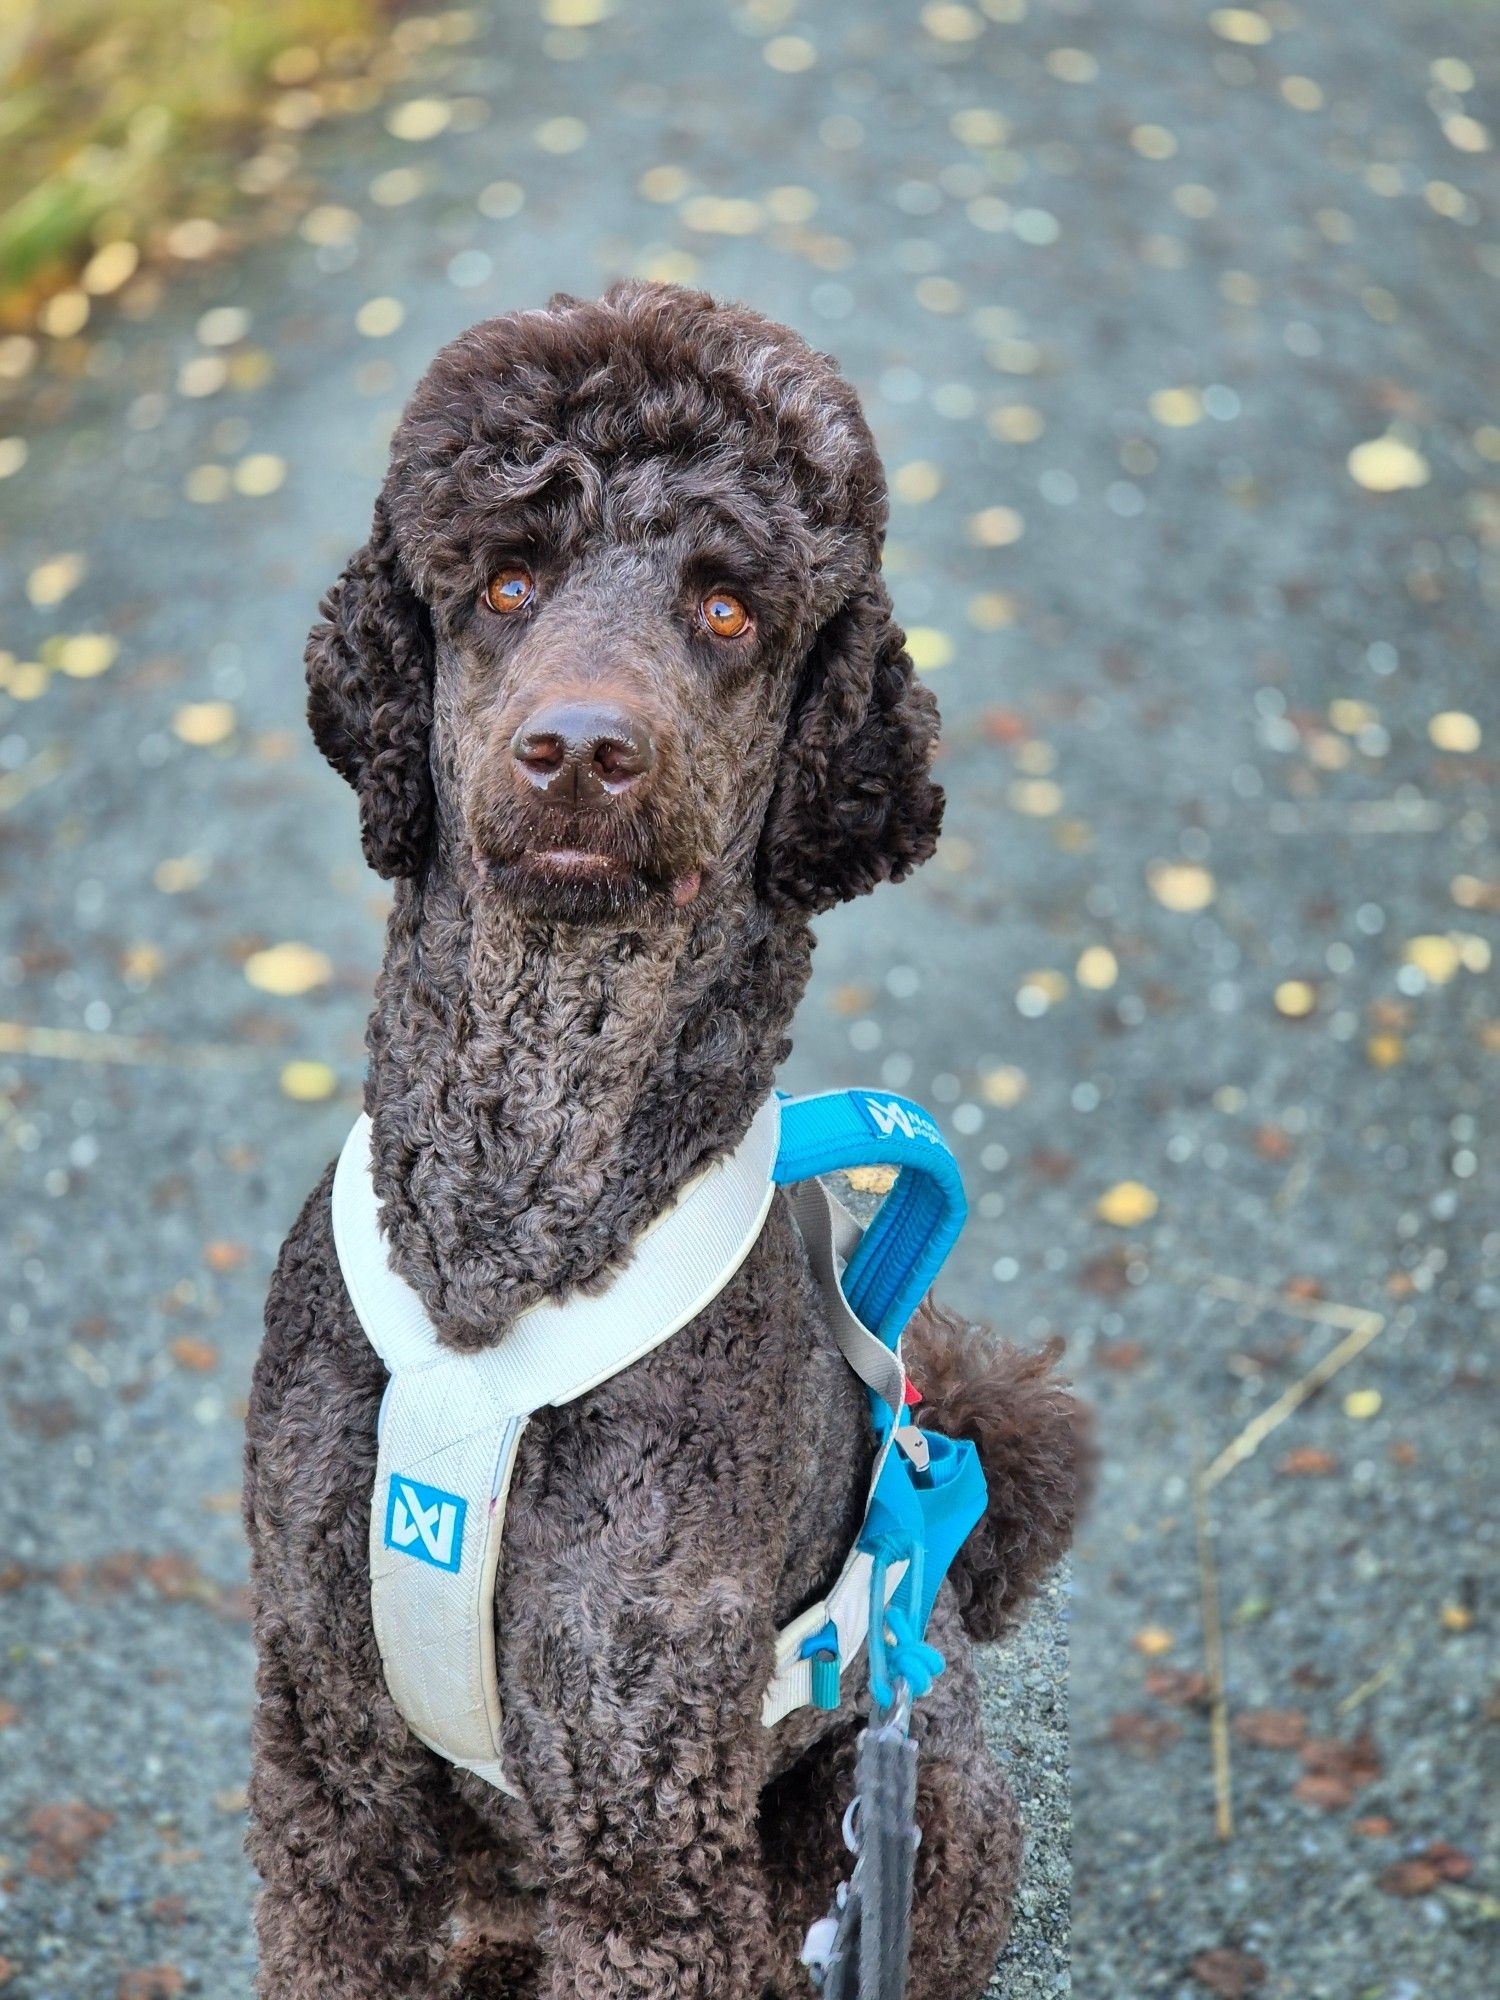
[772,1091,967,1347]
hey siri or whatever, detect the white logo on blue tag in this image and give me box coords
[858,1094,944,1148]
[385,1474,466,1573]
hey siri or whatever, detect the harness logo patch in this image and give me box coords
[384,1474,467,1573]
[857,1094,945,1149]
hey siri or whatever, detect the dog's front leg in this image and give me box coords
[248,1632,460,2000]
[511,1594,775,2000]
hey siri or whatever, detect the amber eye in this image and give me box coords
[485,566,534,615]
[701,589,751,639]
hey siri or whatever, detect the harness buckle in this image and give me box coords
[800,1619,843,1711]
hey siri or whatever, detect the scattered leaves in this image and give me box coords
[26,553,85,606]
[1277,1447,1338,1477]
[56,633,117,678]
[1377,1843,1472,1897]
[243,942,333,996]
[1148,861,1215,911]
[117,1970,185,2000]
[203,1240,248,1274]
[1429,710,1481,753]
[907,627,953,671]
[1076,945,1119,989]
[1144,1667,1210,1708]
[1189,1947,1265,1997]
[1274,980,1318,1019]
[168,1336,219,1373]
[1233,1708,1307,1750]
[1405,933,1462,984]
[1108,1711,1181,1756]
[1294,1732,1381,1809]
[280,1059,338,1102]
[26,1800,113,1878]
[1132,1624,1175,1657]
[172,701,235,746]
[1347,434,1430,492]
[979,1065,1028,1107]
[1097,1181,1159,1227]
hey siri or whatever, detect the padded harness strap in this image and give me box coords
[774,1091,967,1349]
[334,1097,782,1795]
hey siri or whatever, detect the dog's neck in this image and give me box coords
[364,869,811,1348]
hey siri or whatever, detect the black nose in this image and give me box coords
[509,699,657,805]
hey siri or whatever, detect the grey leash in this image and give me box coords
[800,1682,921,2000]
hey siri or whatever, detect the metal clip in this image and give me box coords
[893,1424,930,1473]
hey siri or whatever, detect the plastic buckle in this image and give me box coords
[800,1618,842,1711]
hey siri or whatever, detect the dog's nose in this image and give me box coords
[509,699,657,805]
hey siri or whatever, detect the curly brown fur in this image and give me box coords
[907,1310,1096,1643]
[247,284,1084,2000]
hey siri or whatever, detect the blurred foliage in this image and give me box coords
[0,0,385,318]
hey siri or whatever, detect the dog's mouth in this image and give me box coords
[524,845,626,881]
[474,842,703,923]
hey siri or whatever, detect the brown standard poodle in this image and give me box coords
[244,282,1089,2000]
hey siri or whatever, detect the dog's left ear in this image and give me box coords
[757,577,944,913]
[305,495,435,880]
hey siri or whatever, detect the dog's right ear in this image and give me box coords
[305,497,435,880]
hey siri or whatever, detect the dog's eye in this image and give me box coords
[485,567,534,615]
[701,590,751,639]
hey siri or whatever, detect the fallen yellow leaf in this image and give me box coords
[1148,387,1203,427]
[245,942,333,997]
[1132,1625,1174,1657]
[1009,778,1062,816]
[173,701,236,746]
[1274,980,1318,1018]
[279,1059,338,1101]
[1429,710,1481,753]
[906,627,954,671]
[1076,945,1119,990]
[154,855,209,893]
[1347,434,1430,492]
[1403,935,1460,984]
[980,1064,1028,1107]
[26,553,85,606]
[55,633,118,678]
[969,504,1025,548]
[1148,861,1215,912]
[1097,1180,1159,1227]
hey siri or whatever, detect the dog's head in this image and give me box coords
[306,283,943,925]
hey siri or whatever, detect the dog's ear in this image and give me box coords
[757,577,944,913]
[305,497,435,880]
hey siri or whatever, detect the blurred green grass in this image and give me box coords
[0,0,385,322]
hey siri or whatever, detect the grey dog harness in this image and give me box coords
[332,1096,914,1797]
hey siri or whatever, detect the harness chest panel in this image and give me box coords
[332,1090,984,1797]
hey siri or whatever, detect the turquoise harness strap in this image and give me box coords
[774,1091,987,1709]
[773,1091,968,1350]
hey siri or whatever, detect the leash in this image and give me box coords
[799,1535,947,2000]
[799,1675,922,2000]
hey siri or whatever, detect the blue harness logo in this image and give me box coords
[385,1474,466,1573]
[857,1094,945,1148]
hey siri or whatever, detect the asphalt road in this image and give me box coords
[1,3,1496,1997]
